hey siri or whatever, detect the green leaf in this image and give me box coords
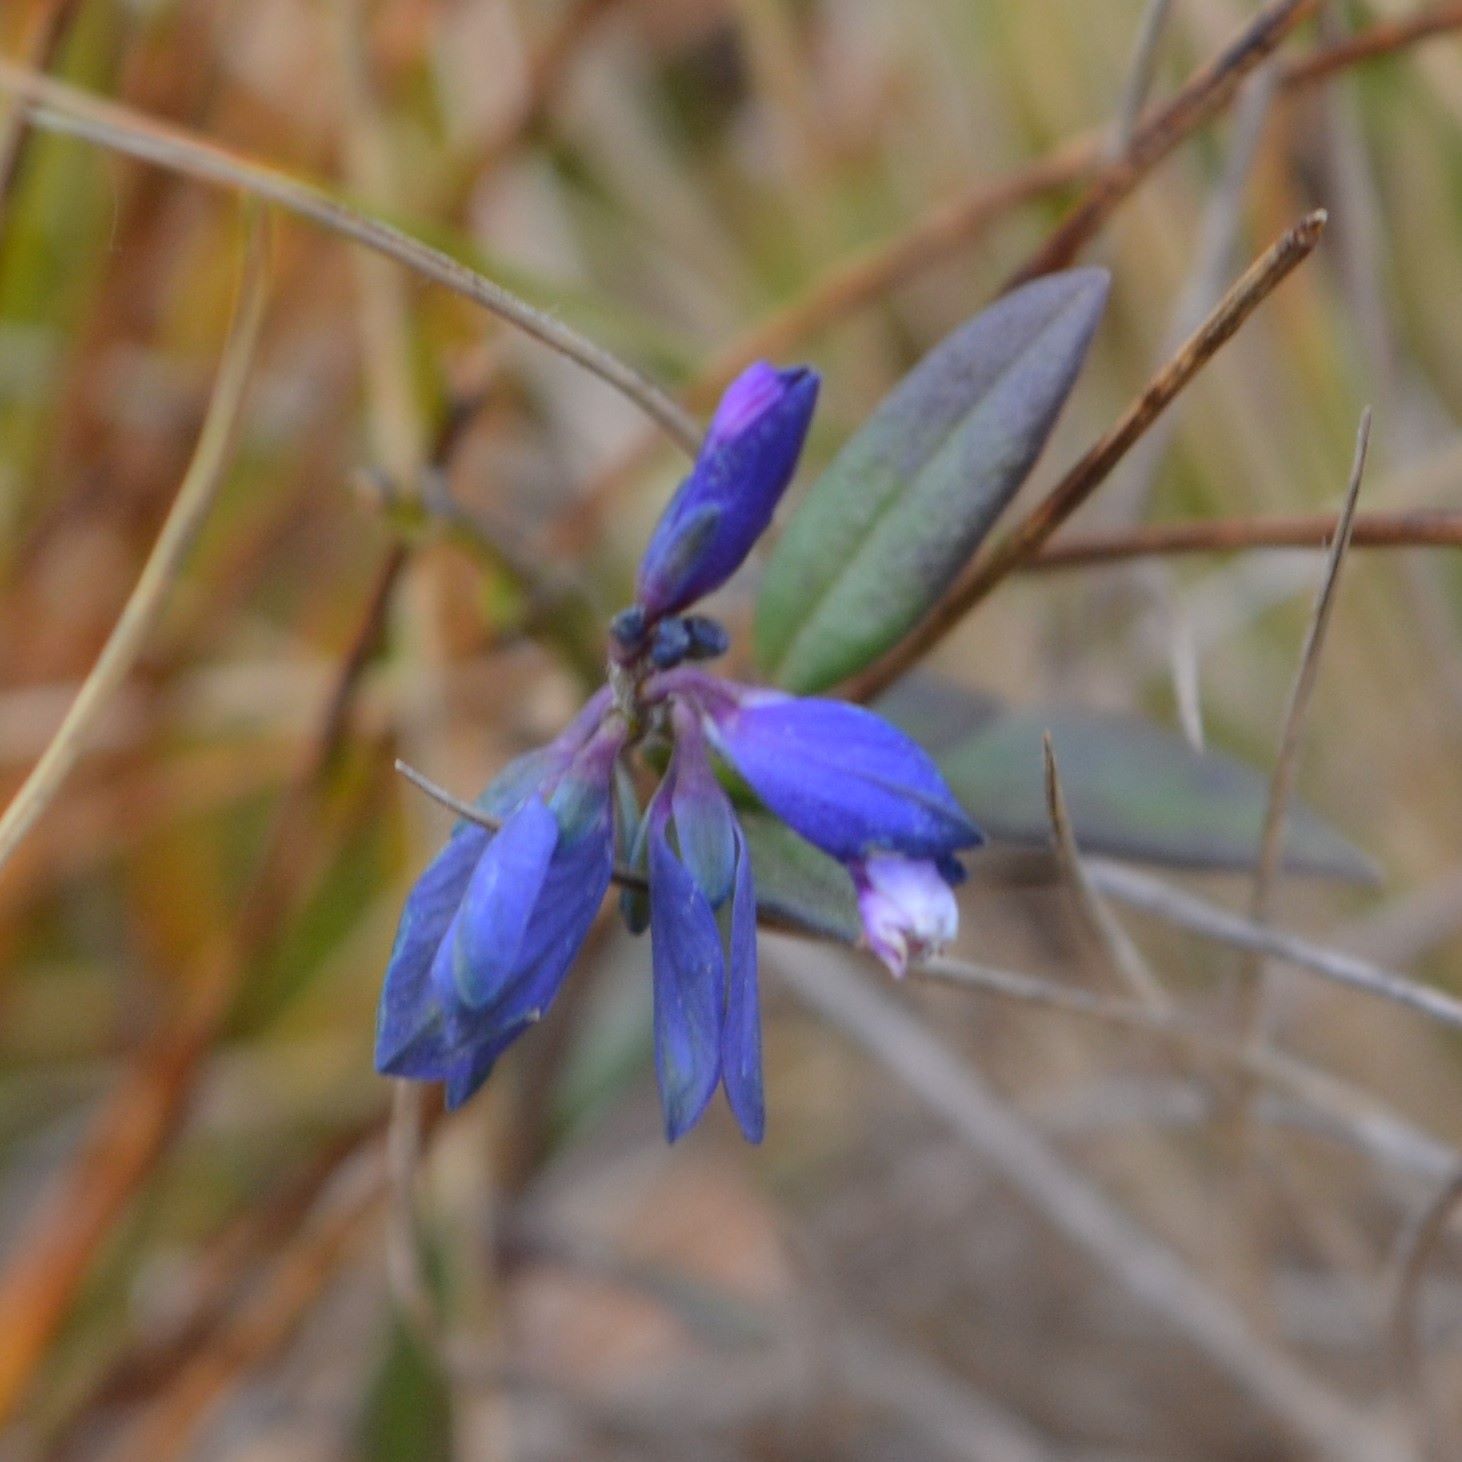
[739,808,861,943]
[357,1320,454,1462]
[756,269,1109,692]
[929,706,1377,881]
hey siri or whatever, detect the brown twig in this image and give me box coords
[842,210,1328,703]
[549,0,1461,554]
[1007,0,1319,287]
[1282,0,1462,89]
[1027,508,1462,569]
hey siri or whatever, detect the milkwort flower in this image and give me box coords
[377,359,982,1138]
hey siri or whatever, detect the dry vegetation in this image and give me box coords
[3,0,1462,1458]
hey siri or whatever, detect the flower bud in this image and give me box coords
[635,363,819,621]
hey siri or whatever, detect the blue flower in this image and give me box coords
[645,705,762,1142]
[635,362,819,623]
[377,360,982,1142]
[375,693,621,1110]
[697,685,982,863]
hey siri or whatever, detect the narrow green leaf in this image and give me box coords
[931,706,1377,881]
[756,269,1109,692]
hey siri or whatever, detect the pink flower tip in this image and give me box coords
[854,854,960,978]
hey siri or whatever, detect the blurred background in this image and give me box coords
[3,0,1462,1457]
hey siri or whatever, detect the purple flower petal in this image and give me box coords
[648,797,724,1141]
[636,364,819,620]
[720,827,764,1143]
[670,718,737,908]
[707,690,983,862]
[433,796,559,1010]
[375,821,489,1076]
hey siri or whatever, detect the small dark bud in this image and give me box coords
[609,605,648,652]
[682,615,730,661]
[649,618,692,669]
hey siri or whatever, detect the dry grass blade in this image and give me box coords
[1008,0,1318,287]
[0,59,700,455]
[1028,508,1462,568]
[1041,733,1170,1009]
[1249,409,1372,934]
[1087,860,1462,1033]
[844,210,1328,702]
[0,213,268,876]
[1392,1168,1462,1462]
[912,952,1456,1183]
[771,940,1398,1462]
[1111,0,1178,157]
[1234,411,1371,1118]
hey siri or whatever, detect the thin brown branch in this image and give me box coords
[1028,508,1462,569]
[0,59,701,454]
[550,0,1457,554]
[1008,0,1319,287]
[1281,0,1462,89]
[843,210,1328,703]
[0,0,83,218]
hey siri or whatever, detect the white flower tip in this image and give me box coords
[855,855,959,978]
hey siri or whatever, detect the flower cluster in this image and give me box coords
[376,362,983,1140]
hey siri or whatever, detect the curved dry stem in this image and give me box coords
[1041,734,1170,1009]
[0,59,701,455]
[0,212,269,877]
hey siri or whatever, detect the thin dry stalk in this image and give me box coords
[914,953,1456,1183]
[1392,1168,1462,1462]
[1087,860,1462,1034]
[1007,0,1318,287]
[1244,411,1371,991]
[1028,508,1462,568]
[843,211,1328,702]
[770,941,1398,1462]
[550,1,1462,553]
[1041,734,1170,1009]
[0,215,268,876]
[0,59,700,454]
